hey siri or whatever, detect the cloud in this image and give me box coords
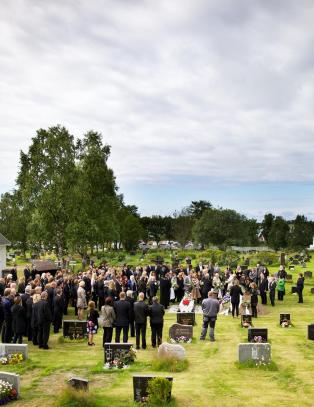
[0,0,314,199]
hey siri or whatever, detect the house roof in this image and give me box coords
[0,233,11,246]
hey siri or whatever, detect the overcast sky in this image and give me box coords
[1,0,314,219]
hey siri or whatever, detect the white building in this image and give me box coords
[0,232,11,271]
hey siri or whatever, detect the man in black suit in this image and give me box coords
[149,296,165,348]
[134,292,149,350]
[37,291,52,349]
[23,265,31,283]
[126,290,135,337]
[113,292,131,343]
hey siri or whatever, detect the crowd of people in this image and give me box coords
[0,260,305,348]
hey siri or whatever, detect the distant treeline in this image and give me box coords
[0,126,313,255]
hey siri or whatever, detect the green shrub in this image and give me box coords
[56,388,97,407]
[147,377,172,405]
[152,356,188,373]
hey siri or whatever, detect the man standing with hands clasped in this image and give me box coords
[200,291,220,342]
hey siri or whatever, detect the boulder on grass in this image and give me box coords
[158,342,186,361]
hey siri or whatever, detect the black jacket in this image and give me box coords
[53,295,64,319]
[134,301,149,324]
[113,300,131,327]
[26,297,33,320]
[37,299,52,325]
[259,279,268,293]
[149,303,165,324]
[11,304,26,334]
[230,285,242,303]
[126,297,135,321]
[297,277,304,289]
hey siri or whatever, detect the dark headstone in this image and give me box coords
[177,312,195,326]
[104,343,132,364]
[67,376,89,391]
[1,269,11,279]
[248,328,268,342]
[311,287,314,294]
[288,265,295,270]
[241,265,248,271]
[291,286,298,294]
[304,271,313,278]
[308,324,314,340]
[63,320,87,339]
[292,260,299,265]
[241,315,252,327]
[286,274,292,281]
[133,375,173,403]
[169,324,193,341]
[280,313,291,324]
[280,252,285,266]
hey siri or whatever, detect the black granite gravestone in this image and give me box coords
[63,320,87,339]
[280,313,291,324]
[104,343,133,364]
[311,288,314,294]
[288,265,295,270]
[291,286,298,294]
[133,375,173,402]
[177,312,195,326]
[241,315,252,327]
[308,324,314,340]
[169,323,193,341]
[248,327,268,342]
[67,377,89,391]
[304,271,313,278]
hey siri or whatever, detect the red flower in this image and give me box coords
[183,299,190,305]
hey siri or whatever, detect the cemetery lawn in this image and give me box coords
[3,264,314,407]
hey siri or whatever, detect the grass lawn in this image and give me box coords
[2,262,314,406]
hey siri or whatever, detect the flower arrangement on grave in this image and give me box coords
[242,321,251,328]
[220,294,231,315]
[170,336,192,344]
[182,298,190,306]
[281,319,292,328]
[251,335,264,343]
[104,346,137,369]
[0,379,18,404]
[0,353,24,365]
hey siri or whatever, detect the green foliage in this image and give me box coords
[235,360,278,371]
[268,216,289,250]
[147,377,173,405]
[151,357,189,372]
[56,388,98,407]
[288,215,312,249]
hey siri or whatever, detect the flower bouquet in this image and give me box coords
[251,335,264,343]
[170,336,192,344]
[0,380,17,404]
[178,295,194,313]
[104,347,137,369]
[0,353,24,366]
[281,319,292,328]
[220,294,231,315]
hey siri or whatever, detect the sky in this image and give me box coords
[1,0,314,220]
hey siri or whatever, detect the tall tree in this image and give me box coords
[267,216,289,250]
[261,213,275,242]
[288,215,312,249]
[186,200,212,219]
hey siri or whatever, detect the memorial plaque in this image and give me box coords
[304,271,313,278]
[133,375,173,402]
[104,343,133,364]
[177,312,195,326]
[291,286,298,294]
[63,320,87,339]
[308,324,314,340]
[288,265,295,270]
[68,376,89,391]
[0,372,20,396]
[241,315,252,327]
[238,343,271,364]
[280,313,291,324]
[0,344,28,360]
[169,324,193,341]
[248,328,268,342]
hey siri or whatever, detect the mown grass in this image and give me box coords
[2,255,313,407]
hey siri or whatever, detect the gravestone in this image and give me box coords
[308,324,314,340]
[169,323,193,342]
[280,313,291,324]
[238,343,271,363]
[241,315,252,327]
[0,344,28,360]
[133,375,173,403]
[248,328,268,342]
[104,343,133,364]
[1,269,11,279]
[291,286,298,294]
[63,320,87,339]
[280,253,285,266]
[286,274,292,281]
[288,265,295,270]
[311,288,314,294]
[304,271,313,278]
[67,376,89,391]
[158,342,186,360]
[292,260,299,265]
[0,372,20,395]
[177,312,195,326]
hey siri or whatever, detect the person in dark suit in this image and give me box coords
[23,265,31,283]
[134,292,149,350]
[11,296,26,344]
[53,288,64,333]
[26,291,34,341]
[200,273,212,300]
[126,290,135,337]
[268,277,276,307]
[159,274,171,309]
[31,289,42,346]
[113,292,131,343]
[296,273,304,303]
[2,289,13,343]
[37,291,52,349]
[230,279,242,317]
[148,276,158,305]
[149,296,165,348]
[259,273,268,305]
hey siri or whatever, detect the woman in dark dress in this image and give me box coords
[176,272,185,303]
[11,296,26,344]
[86,301,99,346]
[250,282,259,318]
